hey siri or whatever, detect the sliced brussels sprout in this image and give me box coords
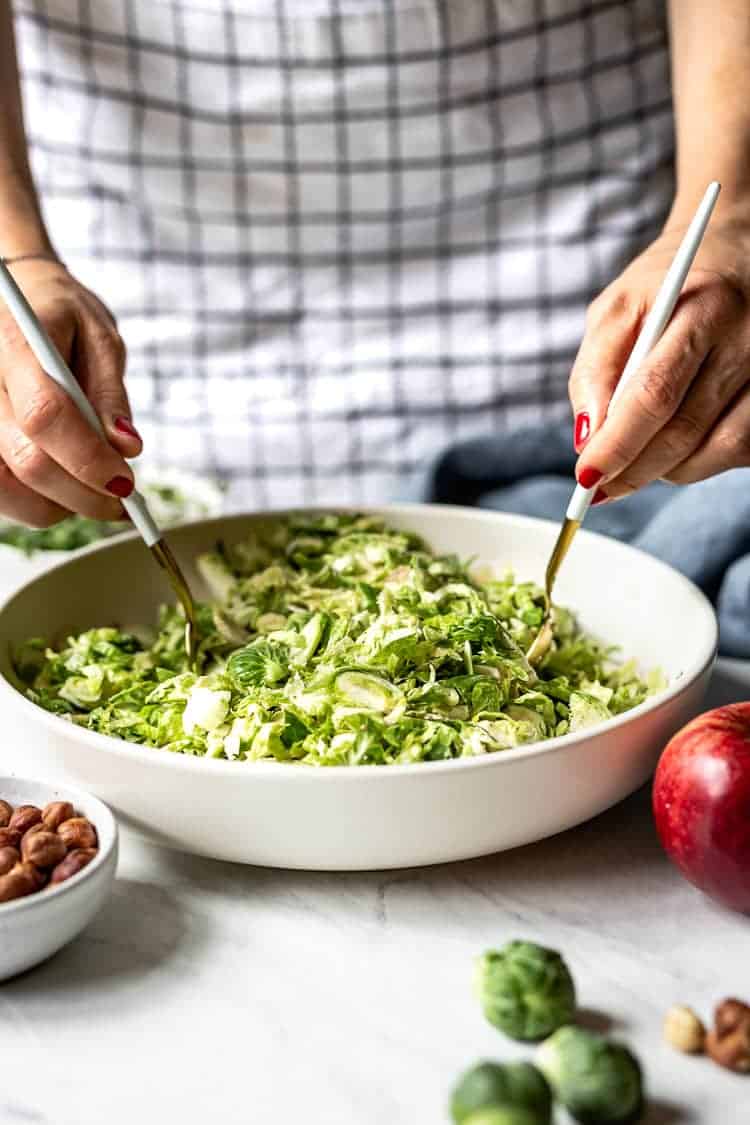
[568,691,612,732]
[334,670,404,712]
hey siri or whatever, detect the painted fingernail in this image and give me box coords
[114,416,141,441]
[591,488,609,506]
[105,475,134,498]
[578,465,604,490]
[573,411,591,452]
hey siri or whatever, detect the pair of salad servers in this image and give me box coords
[0,181,721,671]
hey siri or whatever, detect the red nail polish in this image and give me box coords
[105,475,134,498]
[114,416,141,441]
[578,466,604,490]
[591,488,608,506]
[573,411,591,453]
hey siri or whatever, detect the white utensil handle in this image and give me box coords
[0,260,160,546]
[567,180,721,523]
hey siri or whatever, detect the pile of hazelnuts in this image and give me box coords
[0,799,98,903]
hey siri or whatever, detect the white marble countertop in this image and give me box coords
[1,662,749,1125]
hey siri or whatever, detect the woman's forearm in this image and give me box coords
[667,0,750,227]
[0,2,53,256]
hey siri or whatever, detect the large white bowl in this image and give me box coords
[0,506,716,871]
[0,776,117,981]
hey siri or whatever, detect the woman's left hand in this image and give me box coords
[568,215,750,502]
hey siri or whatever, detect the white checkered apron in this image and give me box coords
[14,0,675,508]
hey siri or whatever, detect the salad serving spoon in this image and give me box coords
[0,259,200,670]
[527,180,721,666]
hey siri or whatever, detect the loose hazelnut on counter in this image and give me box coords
[50,848,97,885]
[715,998,750,1036]
[663,1005,706,1054]
[57,817,97,850]
[0,845,20,876]
[9,805,42,835]
[0,826,21,849]
[21,830,67,869]
[707,998,750,1074]
[41,801,75,832]
[0,799,12,828]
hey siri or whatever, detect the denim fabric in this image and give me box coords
[405,421,750,658]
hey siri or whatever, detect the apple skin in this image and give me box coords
[653,702,750,913]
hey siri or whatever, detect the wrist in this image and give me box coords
[2,251,63,269]
[0,171,54,260]
[666,191,750,242]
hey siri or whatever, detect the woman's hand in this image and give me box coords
[0,258,141,527]
[569,216,750,502]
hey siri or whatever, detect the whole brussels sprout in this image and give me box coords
[474,940,576,1040]
[536,1026,643,1123]
[464,1110,545,1125]
[450,1061,552,1124]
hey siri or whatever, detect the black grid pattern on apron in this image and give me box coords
[13,0,675,507]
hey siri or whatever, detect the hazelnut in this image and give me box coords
[0,799,12,828]
[715,998,750,1036]
[663,1005,706,1054]
[21,830,67,869]
[50,847,97,885]
[707,998,750,1073]
[0,845,20,876]
[0,826,21,849]
[57,817,97,850]
[9,805,42,835]
[0,861,42,903]
[41,801,75,832]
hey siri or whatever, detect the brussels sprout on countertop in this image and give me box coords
[450,1060,552,1124]
[537,1026,643,1124]
[475,940,576,1041]
[463,1109,546,1125]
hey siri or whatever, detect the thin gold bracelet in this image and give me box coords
[0,252,63,267]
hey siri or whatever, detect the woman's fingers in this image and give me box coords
[573,295,716,489]
[664,385,750,484]
[75,296,142,458]
[0,384,126,521]
[601,345,750,498]
[0,297,135,503]
[567,289,645,451]
[0,259,144,525]
[0,456,70,528]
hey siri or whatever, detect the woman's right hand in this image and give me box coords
[0,258,142,527]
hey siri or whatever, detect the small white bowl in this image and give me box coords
[0,777,117,981]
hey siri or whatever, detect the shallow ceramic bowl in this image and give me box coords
[0,542,67,595]
[0,777,117,980]
[0,506,716,871]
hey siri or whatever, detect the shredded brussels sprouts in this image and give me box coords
[17,513,664,766]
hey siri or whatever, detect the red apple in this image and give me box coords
[653,703,750,912]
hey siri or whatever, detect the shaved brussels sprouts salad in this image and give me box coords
[17,513,663,766]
